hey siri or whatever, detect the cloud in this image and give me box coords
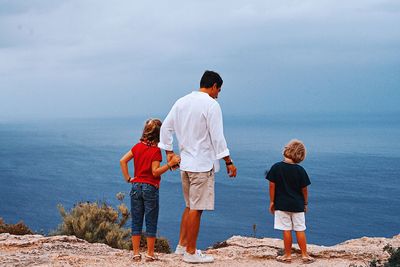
[0,0,399,119]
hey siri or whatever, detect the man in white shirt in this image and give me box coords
[158,70,237,263]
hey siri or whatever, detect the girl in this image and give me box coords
[120,118,180,261]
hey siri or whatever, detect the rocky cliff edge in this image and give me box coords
[1,233,399,266]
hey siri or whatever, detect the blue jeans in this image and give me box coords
[130,183,159,237]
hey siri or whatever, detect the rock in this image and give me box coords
[0,233,398,266]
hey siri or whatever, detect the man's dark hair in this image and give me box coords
[200,70,223,88]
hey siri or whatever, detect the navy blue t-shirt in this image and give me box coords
[266,161,311,212]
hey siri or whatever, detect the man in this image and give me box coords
[158,70,237,263]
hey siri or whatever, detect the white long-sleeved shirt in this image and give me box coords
[158,91,230,172]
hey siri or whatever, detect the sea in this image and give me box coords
[0,114,399,249]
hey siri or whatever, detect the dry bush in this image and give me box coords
[55,201,131,250]
[55,193,171,253]
[0,217,33,235]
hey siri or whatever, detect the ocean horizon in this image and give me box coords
[0,113,399,249]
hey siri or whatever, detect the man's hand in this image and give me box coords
[169,154,181,166]
[226,164,237,177]
[166,150,175,162]
[166,151,180,170]
[269,202,275,214]
[304,205,308,213]
[169,155,181,171]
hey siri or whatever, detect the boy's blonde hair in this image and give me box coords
[283,139,306,163]
[140,118,162,144]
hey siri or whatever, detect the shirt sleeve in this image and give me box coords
[265,165,277,183]
[152,148,163,162]
[158,104,176,151]
[207,102,230,159]
[130,144,136,156]
[299,167,311,188]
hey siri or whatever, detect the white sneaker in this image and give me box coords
[183,250,214,263]
[175,245,202,256]
[174,244,186,255]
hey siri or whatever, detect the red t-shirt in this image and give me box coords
[131,142,163,188]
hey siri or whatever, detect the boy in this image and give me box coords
[266,139,315,264]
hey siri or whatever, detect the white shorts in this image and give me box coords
[181,169,215,211]
[274,210,306,231]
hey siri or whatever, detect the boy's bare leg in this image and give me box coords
[178,207,190,247]
[186,209,203,254]
[283,230,293,258]
[295,231,309,257]
[132,235,141,255]
[146,237,156,257]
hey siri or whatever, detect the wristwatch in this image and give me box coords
[225,160,233,166]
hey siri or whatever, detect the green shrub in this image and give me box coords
[55,193,171,253]
[350,244,400,267]
[139,234,171,253]
[0,217,33,235]
[154,236,171,253]
[383,244,400,267]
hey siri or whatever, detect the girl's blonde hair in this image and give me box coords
[283,139,306,163]
[140,118,162,145]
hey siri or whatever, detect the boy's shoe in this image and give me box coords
[144,254,158,262]
[302,256,315,264]
[132,254,141,262]
[276,255,292,263]
[183,250,214,263]
[174,244,186,255]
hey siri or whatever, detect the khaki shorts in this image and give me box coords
[274,210,306,231]
[181,169,215,211]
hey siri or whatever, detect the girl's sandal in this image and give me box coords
[302,256,316,264]
[145,254,158,262]
[132,254,141,262]
[276,255,292,263]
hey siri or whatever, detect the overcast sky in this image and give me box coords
[0,0,399,120]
